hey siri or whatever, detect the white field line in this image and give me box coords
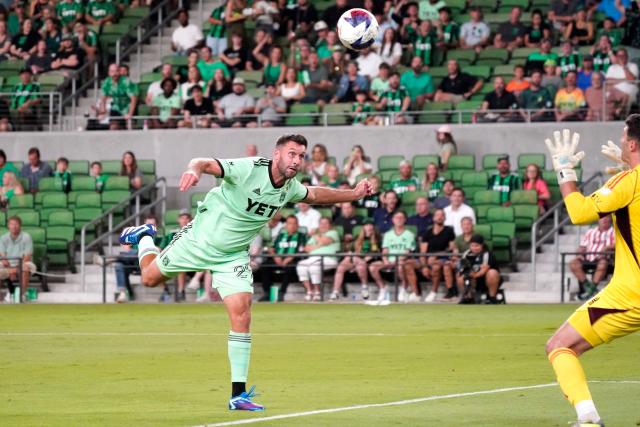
[195,381,640,427]
[0,332,554,337]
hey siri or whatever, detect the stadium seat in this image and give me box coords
[323,103,351,126]
[236,70,263,85]
[518,153,546,171]
[11,210,39,227]
[419,101,451,124]
[68,160,89,175]
[161,55,189,67]
[286,104,318,126]
[482,153,508,171]
[46,218,76,272]
[140,72,161,83]
[23,225,48,289]
[474,190,501,222]
[400,190,424,206]
[447,155,475,181]
[191,192,207,207]
[453,100,482,124]
[498,0,530,12]
[138,160,156,175]
[9,194,34,209]
[447,0,467,14]
[40,193,68,226]
[317,208,332,218]
[473,223,493,249]
[378,155,404,171]
[511,47,538,60]
[164,209,181,229]
[486,207,516,267]
[492,64,515,79]
[74,193,103,235]
[510,190,538,206]
[428,67,449,79]
[465,65,491,81]
[105,176,130,191]
[461,171,489,200]
[476,48,510,66]
[447,49,476,66]
[101,160,122,175]
[472,0,497,12]
[412,154,440,171]
[514,205,539,243]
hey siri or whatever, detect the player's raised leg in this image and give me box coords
[118,224,168,287]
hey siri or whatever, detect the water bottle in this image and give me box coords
[143,119,149,131]
[13,287,20,303]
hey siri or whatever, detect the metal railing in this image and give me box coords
[559,250,614,303]
[60,60,100,130]
[530,172,605,290]
[0,91,63,131]
[80,177,167,291]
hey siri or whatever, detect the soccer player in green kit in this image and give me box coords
[119,134,373,411]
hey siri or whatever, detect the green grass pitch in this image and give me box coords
[1,304,639,426]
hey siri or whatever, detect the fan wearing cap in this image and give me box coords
[50,33,83,75]
[387,160,420,197]
[435,125,457,170]
[488,156,521,206]
[524,38,558,75]
[456,234,503,304]
[10,68,40,130]
[213,77,256,128]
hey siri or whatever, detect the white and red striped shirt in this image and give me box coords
[580,226,615,262]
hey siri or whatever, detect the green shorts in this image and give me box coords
[156,234,254,299]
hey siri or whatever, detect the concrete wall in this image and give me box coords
[0,122,621,206]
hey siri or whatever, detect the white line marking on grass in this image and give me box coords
[194,380,640,427]
[0,332,552,338]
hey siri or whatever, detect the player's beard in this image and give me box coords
[279,160,298,178]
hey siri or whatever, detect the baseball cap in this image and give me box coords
[544,59,557,67]
[437,124,452,134]
[583,54,594,61]
[314,20,328,31]
[232,77,245,85]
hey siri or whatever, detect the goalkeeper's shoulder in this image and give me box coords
[603,167,638,191]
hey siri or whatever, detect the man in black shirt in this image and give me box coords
[287,0,318,39]
[479,76,521,122]
[456,234,503,304]
[26,40,51,75]
[322,0,350,29]
[220,33,248,74]
[407,196,433,236]
[50,34,83,75]
[333,202,363,248]
[492,7,526,51]
[178,85,214,128]
[434,59,483,103]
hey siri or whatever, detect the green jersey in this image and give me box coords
[152,93,181,122]
[307,229,340,260]
[101,76,136,114]
[558,53,581,77]
[413,32,437,66]
[380,87,409,112]
[351,101,372,124]
[56,1,84,27]
[95,173,109,192]
[273,230,306,254]
[388,176,420,196]
[0,163,19,182]
[382,228,416,262]
[593,51,612,73]
[197,59,230,82]
[11,82,40,109]
[86,1,116,20]
[54,170,72,193]
[426,177,444,201]
[441,22,459,45]
[208,5,226,38]
[489,173,521,204]
[400,70,434,101]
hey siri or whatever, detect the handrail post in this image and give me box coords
[135,195,141,224]
[81,229,86,291]
[102,256,107,303]
[48,93,53,130]
[553,208,559,271]
[108,213,113,254]
[58,92,63,131]
[531,221,537,291]
[137,26,142,78]
[71,77,77,129]
[560,252,566,303]
[93,61,99,101]
[116,39,121,64]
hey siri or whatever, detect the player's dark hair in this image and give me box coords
[275,134,308,148]
[625,114,640,143]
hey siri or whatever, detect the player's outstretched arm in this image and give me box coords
[179,157,223,191]
[303,178,373,204]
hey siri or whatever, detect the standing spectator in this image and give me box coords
[287,0,318,39]
[74,22,98,63]
[520,70,554,122]
[411,20,437,68]
[522,163,551,214]
[10,19,40,60]
[493,7,526,51]
[355,46,383,81]
[224,0,249,40]
[489,156,521,206]
[478,76,521,123]
[0,21,11,62]
[0,216,36,301]
[10,68,41,130]
[90,161,108,193]
[524,9,552,48]
[300,52,333,105]
[357,174,382,216]
[295,201,321,235]
[373,189,400,233]
[332,61,369,104]
[206,68,232,102]
[0,151,18,182]
[585,72,628,121]
[50,33,82,76]
[120,151,142,191]
[569,215,615,300]
[256,45,286,86]
[369,62,391,102]
[577,54,595,91]
[253,83,286,127]
[389,160,420,196]
[198,46,231,82]
[400,56,434,109]
[343,144,372,186]
[591,34,615,73]
[26,40,51,75]
[220,33,247,74]
[557,40,581,77]
[178,85,214,129]
[85,0,116,29]
[548,0,580,31]
[100,63,137,130]
[605,48,639,112]
[0,172,24,208]
[178,66,205,102]
[422,162,445,200]
[454,216,475,253]
[40,17,61,54]
[376,71,411,124]
[563,9,594,46]
[20,147,51,193]
[433,179,455,209]
[459,6,490,52]
[597,16,623,47]
[506,65,530,98]
[297,216,340,301]
[554,70,586,122]
[278,67,305,104]
[304,143,328,185]
[444,188,475,236]
[407,196,433,236]
[53,157,71,194]
[435,7,459,49]
[56,0,84,31]
[434,125,457,170]
[525,38,558,75]
[321,0,348,29]
[213,77,256,128]
[377,28,402,67]
[172,9,203,55]
[206,1,227,56]
[434,59,482,103]
[146,64,174,105]
[151,78,181,129]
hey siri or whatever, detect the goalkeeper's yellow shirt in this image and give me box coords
[565,166,640,306]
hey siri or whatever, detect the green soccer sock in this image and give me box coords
[228,331,252,394]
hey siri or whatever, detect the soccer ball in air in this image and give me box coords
[337,8,379,51]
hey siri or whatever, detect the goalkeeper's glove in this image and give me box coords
[544,129,585,184]
[601,140,629,175]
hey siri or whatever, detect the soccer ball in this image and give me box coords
[337,8,379,51]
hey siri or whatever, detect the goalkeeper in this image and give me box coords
[544,116,640,427]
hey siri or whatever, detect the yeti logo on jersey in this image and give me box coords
[234,263,250,278]
[246,198,279,217]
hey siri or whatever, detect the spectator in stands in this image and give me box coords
[454,216,475,253]
[253,83,286,127]
[150,78,181,129]
[343,145,372,186]
[50,33,82,76]
[90,161,108,193]
[305,143,328,185]
[333,201,363,246]
[198,46,231,83]
[598,16,623,46]
[54,157,71,194]
[493,7,526,51]
[519,69,554,122]
[389,160,420,196]
[434,59,482,103]
[377,28,402,67]
[432,126,457,170]
[0,172,24,208]
[220,33,247,75]
[435,6,458,49]
[297,216,339,301]
[320,163,342,188]
[178,85,214,129]
[548,0,580,31]
[56,0,84,31]
[10,68,41,130]
[524,9,552,48]
[591,34,615,73]
[295,201,321,235]
[400,56,434,109]
[259,210,283,247]
[176,50,199,84]
[422,162,445,200]
[459,6,490,52]
[224,0,249,40]
[257,45,286,86]
[172,9,203,55]
[410,20,436,68]
[370,210,415,303]
[525,38,558,75]
[178,66,205,102]
[312,21,332,61]
[247,29,272,71]
[120,150,142,191]
[569,215,615,300]
[73,22,97,63]
[278,67,305,105]
[355,46,383,82]
[357,174,382,216]
[564,9,594,46]
[554,70,586,122]
[85,0,116,29]
[0,216,36,301]
[206,1,227,56]
[10,19,40,60]
[289,38,311,71]
[20,147,51,193]
[351,88,374,124]
[557,41,581,77]
[146,64,174,105]
[373,189,400,233]
[100,63,136,130]
[479,76,521,123]
[26,40,51,75]
[489,156,521,206]
[287,0,318,40]
[407,196,433,236]
[577,54,595,90]
[321,0,349,29]
[444,188,475,236]
[330,218,380,301]
[456,234,503,304]
[542,59,563,98]
[376,71,411,124]
[300,52,333,105]
[585,71,628,121]
[522,163,551,214]
[332,61,369,104]
[0,21,11,62]
[605,48,639,112]
[505,65,530,98]
[213,77,256,128]
[206,68,232,102]
[40,17,61,54]
[369,62,391,102]
[0,151,18,182]
[328,46,347,85]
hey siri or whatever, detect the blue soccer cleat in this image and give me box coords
[119,224,157,245]
[228,386,265,411]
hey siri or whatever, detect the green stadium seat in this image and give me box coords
[419,101,452,124]
[453,100,482,123]
[236,70,263,85]
[71,176,97,192]
[286,104,318,126]
[101,160,121,175]
[472,0,497,12]
[514,204,539,243]
[428,66,449,79]
[378,170,397,184]
[465,65,491,81]
[498,0,530,12]
[378,155,404,171]
[138,160,156,175]
[511,47,537,59]
[474,190,501,222]
[74,193,103,234]
[164,209,181,229]
[448,154,475,171]
[124,6,150,18]
[76,193,101,209]
[38,177,63,192]
[140,72,161,83]
[68,160,89,175]
[400,190,425,206]
[323,102,351,125]
[191,192,207,207]
[461,171,489,200]
[11,210,39,227]
[487,206,516,266]
[487,206,515,223]
[476,48,510,66]
[412,154,440,171]
[483,154,508,172]
[518,153,546,170]
[447,0,467,13]
[493,64,515,79]
[48,210,74,227]
[447,49,476,66]
[101,190,131,211]
[105,176,130,191]
[473,223,493,243]
[317,208,332,218]
[40,193,68,226]
[162,55,189,67]
[9,194,34,209]
[46,222,76,272]
[510,190,538,206]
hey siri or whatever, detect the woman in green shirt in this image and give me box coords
[421,162,445,201]
[0,172,24,208]
[257,45,286,86]
[296,217,340,301]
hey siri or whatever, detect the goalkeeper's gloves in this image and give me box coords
[544,129,585,184]
[601,140,629,175]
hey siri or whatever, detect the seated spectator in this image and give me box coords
[332,61,369,104]
[328,47,347,86]
[151,78,181,129]
[312,21,332,60]
[493,7,526,51]
[563,9,594,46]
[10,19,40,60]
[260,215,306,302]
[376,71,411,124]
[351,90,375,125]
[597,17,623,47]
[369,62,391,102]
[525,9,552,48]
[0,21,11,62]
[178,85,214,129]
[220,32,247,74]
[85,0,116,29]
[212,77,256,128]
[50,33,82,76]
[389,160,420,196]
[557,41,581,77]
[519,70,554,122]
[357,174,382,216]
[100,63,137,130]
[411,20,437,68]
[321,0,349,29]
[605,48,638,111]
[0,172,24,208]
[300,52,333,105]
[577,54,595,91]
[435,7,459,49]
[434,59,482,103]
[176,50,199,83]
[369,210,416,303]
[172,9,203,55]
[444,188,476,236]
[0,151,19,182]
[591,34,615,73]
[198,46,230,83]
[330,218,380,301]
[489,156,521,206]
[246,29,272,71]
[343,144,372,186]
[8,2,27,37]
[259,210,284,247]
[20,147,51,193]
[295,201,321,235]
[456,234,503,304]
[373,189,400,233]
[40,17,61,54]
[548,0,580,31]
[355,46,382,81]
[454,216,475,253]
[120,150,142,191]
[73,22,97,63]
[478,76,521,123]
[10,69,41,130]
[554,71,586,122]
[146,64,174,105]
[569,215,614,301]
[542,59,563,98]
[422,162,445,200]
[53,157,71,193]
[286,0,318,40]
[585,71,628,121]
[26,40,51,75]
[333,201,363,245]
[278,67,305,104]
[56,0,84,31]
[256,45,286,87]
[525,38,558,75]
[377,28,402,68]
[405,208,456,302]
[304,143,328,185]
[459,6,490,52]
[505,65,530,98]
[400,56,434,109]
[253,83,286,127]
[407,196,433,236]
[90,161,108,192]
[179,66,205,102]
[205,2,228,56]
[297,217,339,301]
[522,163,551,214]
[206,68,232,102]
[321,163,342,188]
[0,216,36,301]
